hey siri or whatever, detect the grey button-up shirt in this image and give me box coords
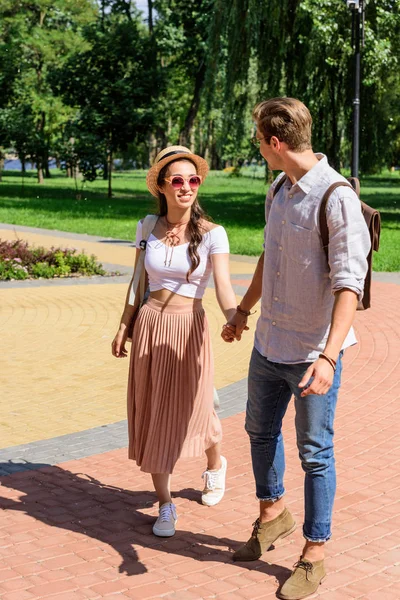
[254,154,371,364]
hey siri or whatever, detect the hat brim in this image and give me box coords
[146,152,209,197]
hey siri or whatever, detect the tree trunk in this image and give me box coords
[189,126,196,153]
[329,74,340,171]
[44,148,51,178]
[0,157,4,182]
[157,127,168,150]
[267,166,275,184]
[37,160,44,184]
[101,0,105,31]
[209,121,221,170]
[148,133,157,166]
[179,61,207,147]
[122,0,132,20]
[103,159,108,180]
[107,148,113,198]
[36,110,45,184]
[284,0,301,96]
[210,144,220,170]
[148,0,153,33]
[166,117,173,146]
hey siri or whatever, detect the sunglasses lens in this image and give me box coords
[171,176,185,188]
[169,176,201,189]
[189,176,201,188]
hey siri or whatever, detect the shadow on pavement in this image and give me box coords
[0,462,291,585]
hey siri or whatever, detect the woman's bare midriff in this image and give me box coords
[150,289,201,305]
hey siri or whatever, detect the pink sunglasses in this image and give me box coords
[164,175,202,190]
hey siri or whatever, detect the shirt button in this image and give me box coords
[279,245,283,251]
[272,321,276,326]
[282,220,286,224]
[277,271,280,276]
[289,194,293,198]
[274,296,278,301]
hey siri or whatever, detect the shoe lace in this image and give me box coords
[251,518,261,538]
[293,559,313,581]
[159,503,176,522]
[202,469,219,491]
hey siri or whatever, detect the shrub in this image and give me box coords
[31,262,57,278]
[0,240,34,264]
[0,258,29,280]
[66,252,105,275]
[0,239,107,280]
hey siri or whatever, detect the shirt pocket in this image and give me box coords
[285,222,313,265]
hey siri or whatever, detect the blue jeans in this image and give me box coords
[245,347,343,542]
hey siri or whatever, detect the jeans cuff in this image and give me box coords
[303,533,331,543]
[256,492,285,502]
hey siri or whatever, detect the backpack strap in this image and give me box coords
[319,182,354,264]
[141,214,159,238]
[272,174,287,198]
[128,214,158,306]
[138,215,158,300]
[347,176,360,196]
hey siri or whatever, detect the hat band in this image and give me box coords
[157,149,190,163]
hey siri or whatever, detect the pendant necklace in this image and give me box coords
[164,217,190,267]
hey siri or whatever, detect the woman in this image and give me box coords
[112,146,237,537]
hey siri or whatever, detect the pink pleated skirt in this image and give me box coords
[127,297,222,474]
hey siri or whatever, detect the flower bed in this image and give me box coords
[0,239,107,280]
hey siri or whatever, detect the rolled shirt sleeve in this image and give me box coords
[326,188,371,299]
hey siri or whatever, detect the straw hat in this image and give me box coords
[146,145,209,197]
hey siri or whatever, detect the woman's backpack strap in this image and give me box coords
[128,215,158,306]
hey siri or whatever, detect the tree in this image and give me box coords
[55,10,164,197]
[0,0,96,182]
[149,0,215,152]
[205,0,400,173]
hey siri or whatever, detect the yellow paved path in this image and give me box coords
[0,227,258,449]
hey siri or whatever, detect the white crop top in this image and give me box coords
[135,219,229,299]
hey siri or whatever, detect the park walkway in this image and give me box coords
[0,224,399,600]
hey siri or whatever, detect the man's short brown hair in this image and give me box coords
[253,97,312,152]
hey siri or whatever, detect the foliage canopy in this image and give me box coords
[0,0,400,182]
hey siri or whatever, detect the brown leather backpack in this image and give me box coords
[273,175,381,310]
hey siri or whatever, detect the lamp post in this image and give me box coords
[346,0,366,179]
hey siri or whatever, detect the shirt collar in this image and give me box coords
[292,153,328,195]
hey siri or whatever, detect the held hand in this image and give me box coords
[221,323,236,343]
[221,312,249,342]
[229,311,249,341]
[298,358,334,397]
[111,328,129,358]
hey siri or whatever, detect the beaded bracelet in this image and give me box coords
[318,352,337,372]
[236,305,257,317]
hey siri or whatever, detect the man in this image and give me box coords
[223,97,370,599]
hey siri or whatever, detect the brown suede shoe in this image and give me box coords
[232,508,296,562]
[277,557,326,599]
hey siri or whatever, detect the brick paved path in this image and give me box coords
[0,226,399,599]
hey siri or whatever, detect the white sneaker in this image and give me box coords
[152,502,177,537]
[201,455,227,506]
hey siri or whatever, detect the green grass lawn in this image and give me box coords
[0,168,399,270]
